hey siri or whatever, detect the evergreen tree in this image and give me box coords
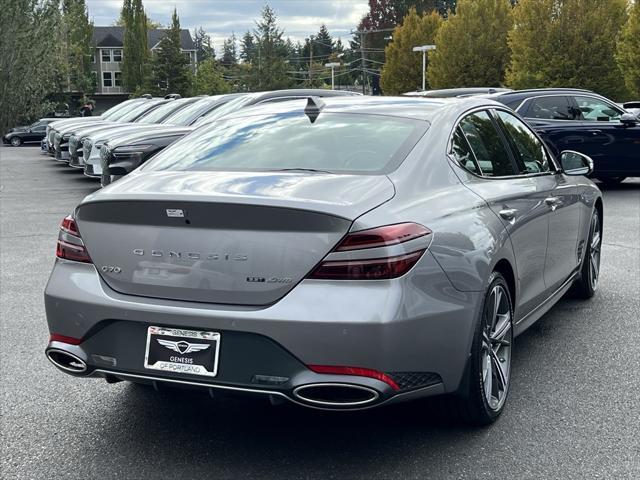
[221,33,238,67]
[240,31,257,64]
[193,27,215,63]
[314,24,334,58]
[122,0,150,93]
[507,0,628,99]
[616,0,640,99]
[428,0,513,88]
[148,8,191,96]
[61,0,94,94]
[248,5,291,90]
[381,8,442,94]
[192,58,230,95]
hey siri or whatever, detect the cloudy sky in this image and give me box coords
[86,0,369,52]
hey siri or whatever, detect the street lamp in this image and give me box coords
[325,62,341,90]
[412,44,436,91]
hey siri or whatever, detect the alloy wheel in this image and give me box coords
[589,212,601,291]
[481,284,512,412]
[10,137,21,146]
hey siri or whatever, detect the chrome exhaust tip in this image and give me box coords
[293,383,379,408]
[46,348,88,374]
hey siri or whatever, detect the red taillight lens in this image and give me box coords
[60,215,80,236]
[308,223,430,280]
[308,365,400,391]
[49,333,82,345]
[56,214,92,263]
[335,223,431,251]
[309,250,425,280]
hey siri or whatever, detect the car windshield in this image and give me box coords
[102,100,140,120]
[107,101,151,121]
[137,99,193,124]
[193,95,253,126]
[118,102,163,123]
[163,97,224,126]
[143,112,427,175]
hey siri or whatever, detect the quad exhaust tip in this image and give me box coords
[46,348,87,374]
[293,383,379,408]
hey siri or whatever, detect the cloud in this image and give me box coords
[86,0,369,51]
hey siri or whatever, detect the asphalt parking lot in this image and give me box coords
[1,145,639,479]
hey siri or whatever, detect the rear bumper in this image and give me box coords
[44,255,480,409]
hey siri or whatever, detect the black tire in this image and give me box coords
[572,208,601,299]
[10,137,22,147]
[452,272,514,426]
[597,176,626,185]
[100,172,111,188]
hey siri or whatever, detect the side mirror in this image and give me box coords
[620,113,638,126]
[560,150,593,176]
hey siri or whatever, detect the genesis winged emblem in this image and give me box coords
[157,339,210,355]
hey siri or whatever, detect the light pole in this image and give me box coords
[412,45,436,91]
[325,62,341,90]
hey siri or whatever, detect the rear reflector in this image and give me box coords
[309,250,425,280]
[336,223,431,251]
[49,333,82,345]
[308,365,400,391]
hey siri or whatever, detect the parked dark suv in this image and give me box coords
[491,88,640,184]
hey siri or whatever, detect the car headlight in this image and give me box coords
[113,145,153,154]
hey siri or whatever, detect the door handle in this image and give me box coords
[499,208,518,221]
[545,196,562,211]
[588,129,602,135]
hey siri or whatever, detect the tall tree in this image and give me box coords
[192,59,230,95]
[121,0,150,93]
[148,8,191,96]
[61,0,94,94]
[0,0,65,132]
[381,8,442,94]
[221,33,238,67]
[616,0,640,99]
[240,30,257,63]
[247,5,291,90]
[193,26,215,63]
[428,0,513,88]
[507,0,628,99]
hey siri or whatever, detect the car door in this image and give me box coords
[28,123,47,142]
[566,95,640,177]
[451,110,551,318]
[494,109,582,292]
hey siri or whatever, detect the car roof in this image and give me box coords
[222,95,504,123]
[487,87,597,101]
[245,89,361,104]
[403,87,512,98]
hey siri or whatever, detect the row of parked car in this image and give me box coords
[4,87,639,185]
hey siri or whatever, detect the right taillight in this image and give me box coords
[308,223,431,280]
[56,214,92,263]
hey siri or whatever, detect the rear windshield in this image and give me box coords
[143,112,427,175]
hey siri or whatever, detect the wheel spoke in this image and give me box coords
[483,353,493,404]
[491,313,511,344]
[591,231,600,250]
[490,349,508,394]
[590,255,599,280]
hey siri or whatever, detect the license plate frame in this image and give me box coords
[144,326,221,378]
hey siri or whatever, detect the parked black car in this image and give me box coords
[3,119,57,146]
[491,88,640,184]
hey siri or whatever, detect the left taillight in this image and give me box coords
[56,214,92,263]
[308,222,431,280]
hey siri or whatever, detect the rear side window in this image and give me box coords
[458,111,516,177]
[450,127,480,174]
[525,96,576,120]
[496,110,551,174]
[144,112,427,175]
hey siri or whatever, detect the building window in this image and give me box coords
[113,49,122,62]
[91,52,96,63]
[101,49,111,62]
[183,52,191,62]
[103,72,113,87]
[114,72,122,87]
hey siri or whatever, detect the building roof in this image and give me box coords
[91,26,195,50]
